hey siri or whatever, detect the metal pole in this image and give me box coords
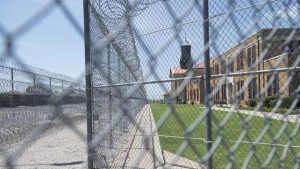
[61,80,64,105]
[11,68,14,92]
[50,77,53,104]
[257,35,261,97]
[83,0,94,168]
[11,68,14,107]
[203,0,213,168]
[50,77,52,95]
[50,77,52,93]
[33,73,36,107]
[108,43,113,149]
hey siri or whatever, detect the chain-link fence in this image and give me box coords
[0,57,87,164]
[85,0,300,168]
[1,0,300,168]
[0,1,87,168]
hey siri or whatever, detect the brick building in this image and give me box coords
[169,39,215,104]
[170,28,300,106]
[212,28,300,106]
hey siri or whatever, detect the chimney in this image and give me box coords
[180,39,193,69]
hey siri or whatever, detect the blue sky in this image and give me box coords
[0,0,84,79]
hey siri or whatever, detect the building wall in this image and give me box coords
[170,73,186,103]
[185,69,206,104]
[211,28,300,106]
[170,28,300,106]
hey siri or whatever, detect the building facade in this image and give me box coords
[170,28,300,106]
[212,28,300,106]
[169,65,209,104]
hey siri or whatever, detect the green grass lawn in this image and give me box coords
[151,103,300,169]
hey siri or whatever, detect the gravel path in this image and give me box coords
[0,121,87,169]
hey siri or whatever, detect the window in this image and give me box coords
[282,40,294,53]
[215,64,219,74]
[221,84,227,100]
[221,60,226,74]
[251,45,256,64]
[247,47,251,67]
[267,75,279,96]
[267,75,272,96]
[215,88,220,100]
[237,51,244,70]
[228,58,234,73]
[247,45,256,68]
[197,89,199,101]
[248,78,257,99]
[237,80,244,100]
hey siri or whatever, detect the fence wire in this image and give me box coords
[1,0,300,169]
[85,0,300,168]
[0,1,87,168]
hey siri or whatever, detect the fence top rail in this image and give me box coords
[0,58,85,85]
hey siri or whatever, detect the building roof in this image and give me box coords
[170,67,187,75]
[170,57,216,76]
[194,57,216,69]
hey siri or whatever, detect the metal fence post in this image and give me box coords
[11,68,14,107]
[107,44,113,149]
[50,77,52,93]
[50,77,53,104]
[33,73,36,106]
[11,68,14,92]
[83,0,94,168]
[203,0,213,168]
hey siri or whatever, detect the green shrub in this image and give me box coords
[275,108,287,114]
[20,95,33,106]
[282,97,292,109]
[0,93,12,107]
[262,107,272,112]
[291,109,300,114]
[0,93,21,107]
[246,99,257,107]
[267,97,292,109]
[269,100,277,108]
[264,96,275,108]
[214,100,226,105]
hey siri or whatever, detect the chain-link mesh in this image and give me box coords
[0,1,87,168]
[0,57,87,165]
[85,0,300,168]
[1,0,300,168]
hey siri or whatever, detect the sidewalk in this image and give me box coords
[212,106,300,123]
